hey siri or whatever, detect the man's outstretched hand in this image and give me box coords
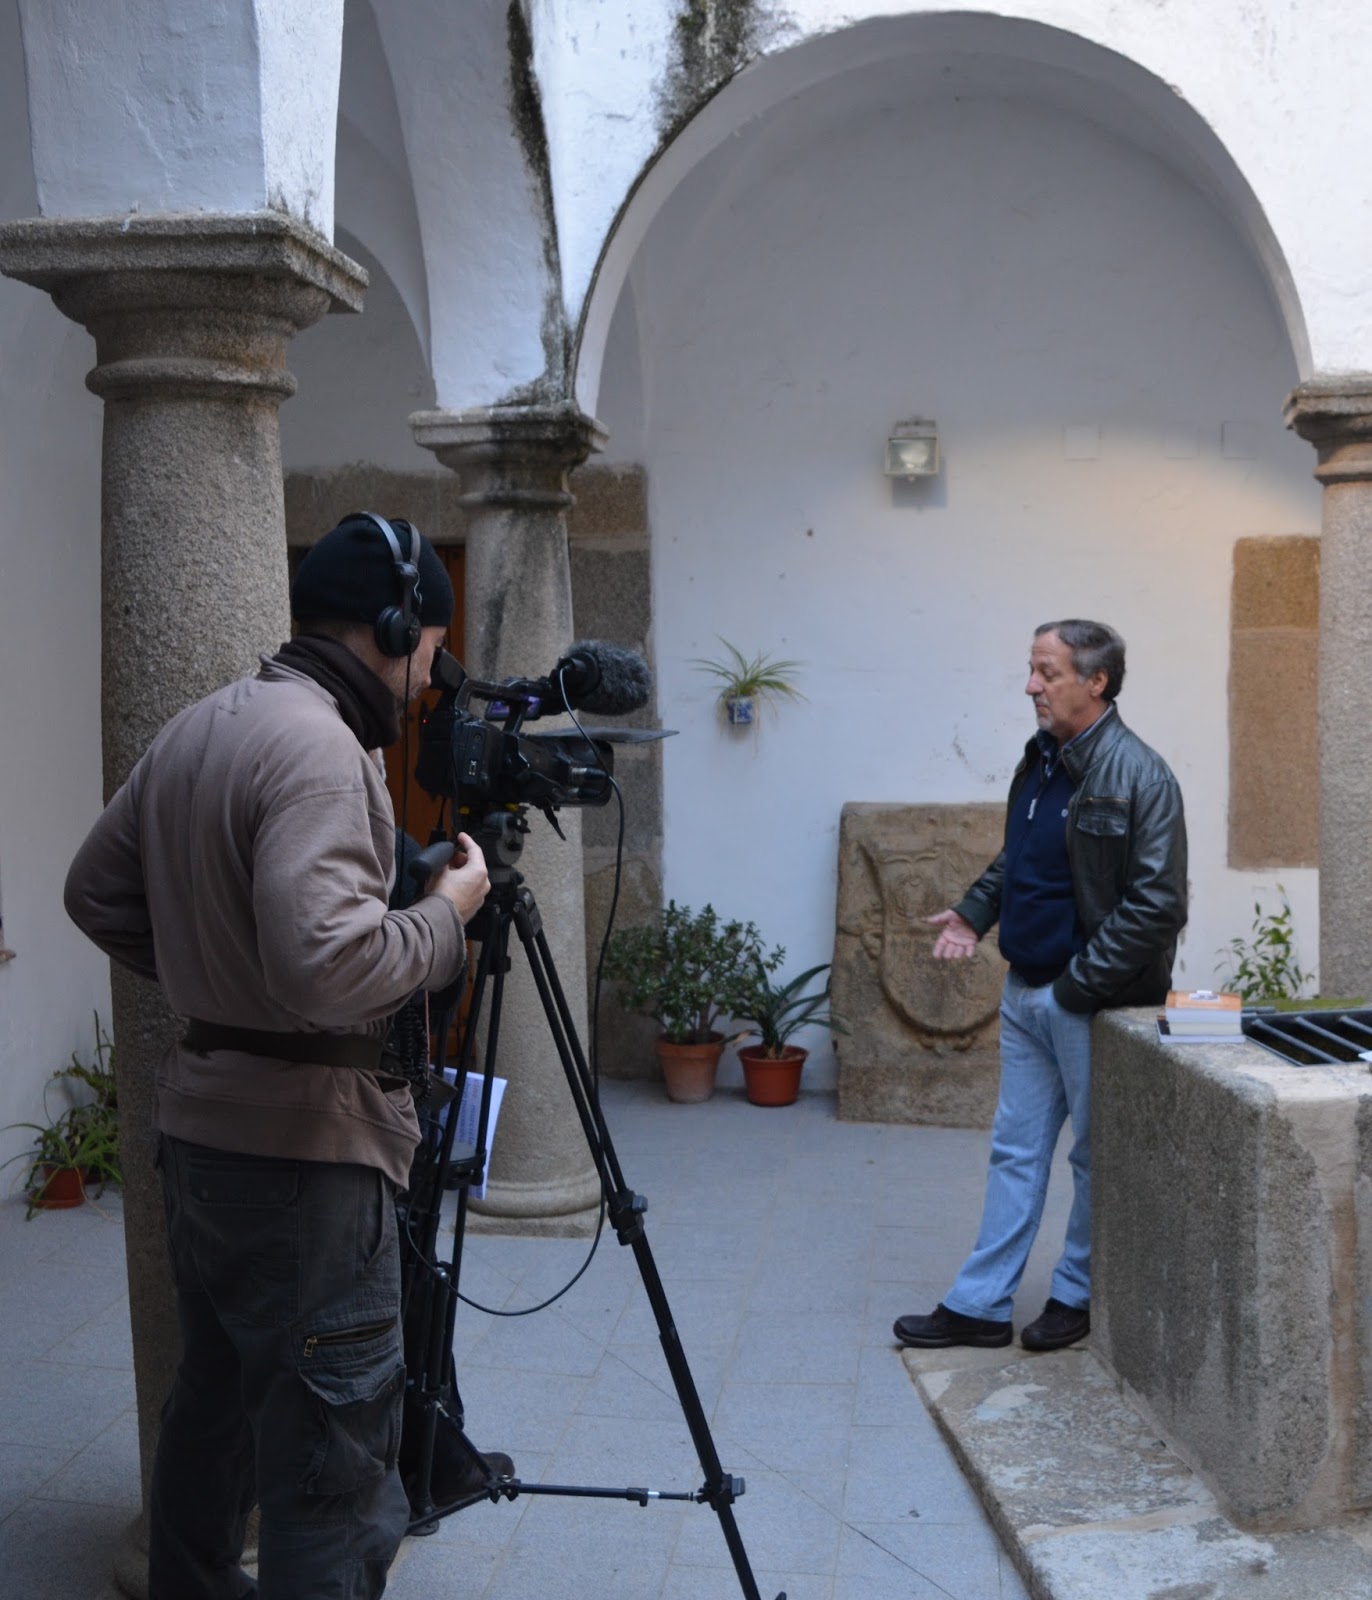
[926,908,980,960]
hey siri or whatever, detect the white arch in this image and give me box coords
[335,0,430,363]
[368,0,560,411]
[573,12,1309,413]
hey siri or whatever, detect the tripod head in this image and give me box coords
[456,809,528,891]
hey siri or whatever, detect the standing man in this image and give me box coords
[894,620,1186,1354]
[65,513,505,1600]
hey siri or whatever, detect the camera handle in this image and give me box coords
[400,824,784,1600]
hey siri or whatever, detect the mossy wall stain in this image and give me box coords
[505,0,571,403]
[656,1,796,145]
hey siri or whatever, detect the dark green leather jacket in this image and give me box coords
[953,706,1188,1015]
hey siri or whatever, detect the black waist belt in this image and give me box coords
[183,1019,383,1071]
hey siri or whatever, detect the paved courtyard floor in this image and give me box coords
[0,1079,1072,1599]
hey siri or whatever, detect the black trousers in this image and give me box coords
[149,1137,410,1600]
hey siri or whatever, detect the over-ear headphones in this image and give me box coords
[356,511,423,658]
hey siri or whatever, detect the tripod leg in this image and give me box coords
[402,913,513,1528]
[508,890,774,1600]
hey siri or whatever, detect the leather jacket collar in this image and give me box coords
[1058,702,1120,782]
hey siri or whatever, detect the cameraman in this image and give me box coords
[65,514,505,1600]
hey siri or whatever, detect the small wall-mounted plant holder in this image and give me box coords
[690,639,805,729]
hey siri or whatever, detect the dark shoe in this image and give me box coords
[1020,1297,1090,1352]
[893,1303,1012,1349]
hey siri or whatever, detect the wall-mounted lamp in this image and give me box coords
[884,419,940,480]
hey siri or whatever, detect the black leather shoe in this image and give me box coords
[1020,1297,1090,1352]
[893,1303,1012,1349]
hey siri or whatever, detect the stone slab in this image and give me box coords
[904,1343,1372,1600]
[834,802,1006,1127]
[1229,535,1318,868]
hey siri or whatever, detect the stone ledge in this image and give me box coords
[1094,1011,1372,1529]
[903,1343,1372,1599]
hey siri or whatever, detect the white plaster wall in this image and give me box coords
[602,74,1321,1091]
[18,0,343,232]
[595,282,646,467]
[0,0,109,1175]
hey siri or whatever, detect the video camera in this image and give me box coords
[415,641,651,819]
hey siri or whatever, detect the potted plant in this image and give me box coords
[733,960,846,1106]
[2,1015,121,1216]
[689,638,805,726]
[605,902,774,1101]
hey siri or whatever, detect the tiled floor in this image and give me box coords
[0,1080,1073,1599]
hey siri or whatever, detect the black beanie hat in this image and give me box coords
[291,513,454,630]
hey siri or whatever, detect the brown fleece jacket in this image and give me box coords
[64,656,466,1186]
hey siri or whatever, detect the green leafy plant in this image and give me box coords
[732,959,847,1058]
[689,638,805,715]
[1,1014,121,1217]
[1219,890,1312,1004]
[605,901,777,1045]
[57,1012,118,1145]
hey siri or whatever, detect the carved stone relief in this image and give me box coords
[834,802,1007,1126]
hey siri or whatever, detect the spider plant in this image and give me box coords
[690,639,805,722]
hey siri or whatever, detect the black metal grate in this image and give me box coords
[1242,1007,1372,1067]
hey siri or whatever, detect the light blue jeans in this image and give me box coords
[943,972,1093,1323]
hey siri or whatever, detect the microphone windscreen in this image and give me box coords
[565,640,652,716]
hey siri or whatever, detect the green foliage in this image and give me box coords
[689,638,806,709]
[1219,890,1312,1004]
[605,901,777,1045]
[1,1014,121,1217]
[733,960,848,1059]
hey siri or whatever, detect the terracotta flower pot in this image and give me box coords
[31,1164,86,1211]
[655,1034,725,1103]
[738,1044,808,1107]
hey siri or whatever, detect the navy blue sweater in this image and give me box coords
[998,736,1084,985]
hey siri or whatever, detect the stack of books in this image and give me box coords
[1159,989,1244,1043]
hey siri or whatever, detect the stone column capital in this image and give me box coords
[0,212,367,404]
[411,404,607,509]
[1283,377,1372,483]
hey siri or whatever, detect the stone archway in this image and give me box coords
[575,12,1319,1100]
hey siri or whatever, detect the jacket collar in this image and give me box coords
[1059,702,1122,781]
[1021,703,1123,782]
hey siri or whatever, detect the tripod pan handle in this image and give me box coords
[407,840,455,885]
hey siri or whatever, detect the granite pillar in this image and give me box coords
[1284,378,1372,996]
[411,405,605,1231]
[0,213,366,1596]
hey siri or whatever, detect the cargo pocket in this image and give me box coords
[296,1318,405,1496]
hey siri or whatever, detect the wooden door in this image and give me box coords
[386,543,465,847]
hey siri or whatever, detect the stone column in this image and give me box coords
[411,405,605,1231]
[1284,379,1372,997]
[0,214,366,1597]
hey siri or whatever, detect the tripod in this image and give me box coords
[396,809,784,1600]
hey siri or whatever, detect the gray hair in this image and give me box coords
[1035,619,1126,702]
